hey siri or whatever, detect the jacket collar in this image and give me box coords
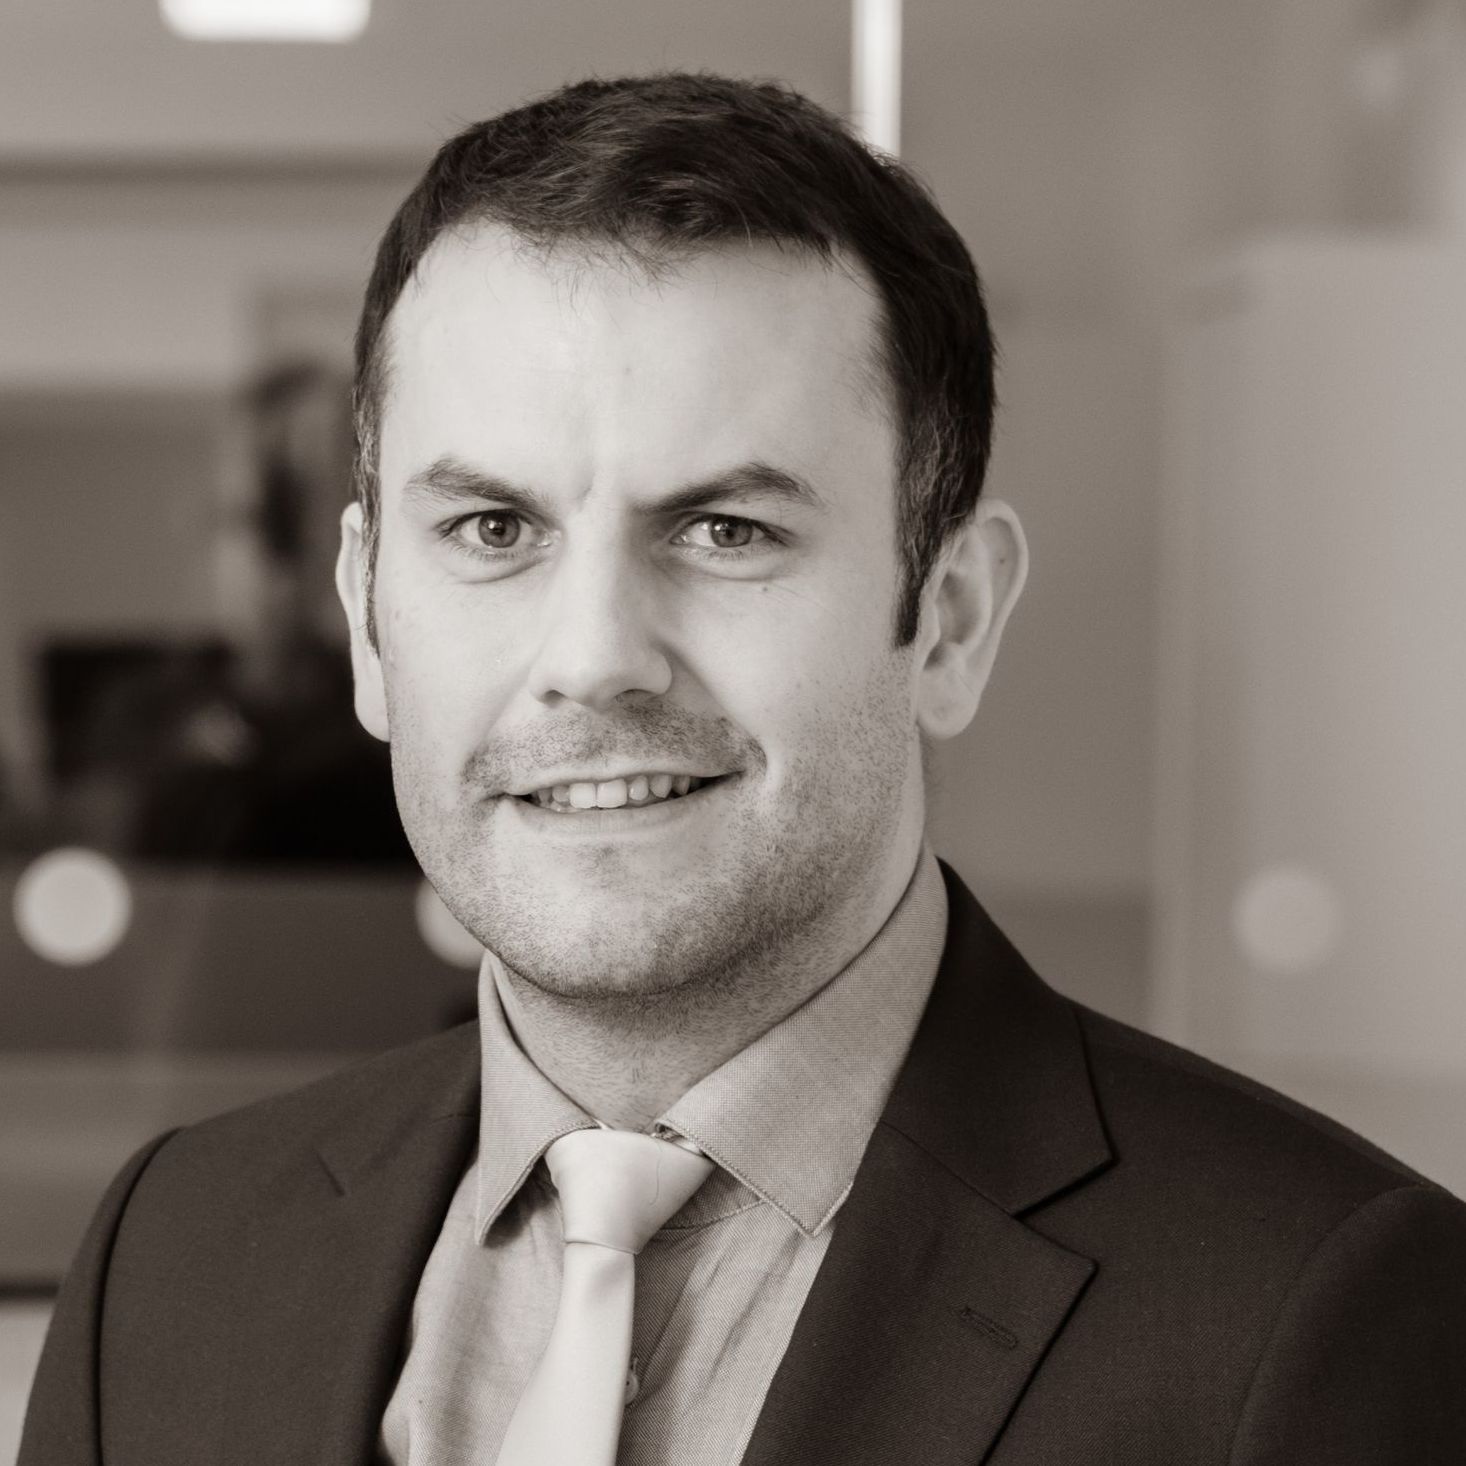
[881,862,1113,1216]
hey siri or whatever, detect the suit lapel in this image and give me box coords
[218,1028,480,1466]
[743,1124,1095,1466]
[743,866,1113,1466]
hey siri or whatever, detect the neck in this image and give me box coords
[493,841,924,1130]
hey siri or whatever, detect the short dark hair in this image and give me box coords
[353,71,996,645]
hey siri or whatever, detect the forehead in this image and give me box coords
[375,223,894,503]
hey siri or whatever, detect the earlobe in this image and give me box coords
[915,499,1028,740]
[335,502,391,743]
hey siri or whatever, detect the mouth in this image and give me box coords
[511,772,732,814]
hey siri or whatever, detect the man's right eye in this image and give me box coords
[439,509,546,563]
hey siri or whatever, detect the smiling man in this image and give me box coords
[21,73,1466,1466]
[345,221,984,1128]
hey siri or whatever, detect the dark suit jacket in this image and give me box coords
[20,866,1466,1464]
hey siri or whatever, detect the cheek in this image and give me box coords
[376,585,526,763]
[688,587,911,766]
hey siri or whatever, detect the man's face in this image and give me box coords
[343,226,934,999]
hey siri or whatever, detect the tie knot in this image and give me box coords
[544,1128,713,1254]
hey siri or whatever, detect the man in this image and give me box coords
[21,72,1466,1466]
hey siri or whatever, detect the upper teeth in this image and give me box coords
[526,773,703,810]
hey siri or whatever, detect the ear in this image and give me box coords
[913,498,1028,740]
[335,501,390,742]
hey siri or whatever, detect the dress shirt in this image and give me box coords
[378,847,948,1466]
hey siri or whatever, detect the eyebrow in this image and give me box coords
[401,454,827,518]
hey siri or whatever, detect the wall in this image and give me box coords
[912,0,1273,908]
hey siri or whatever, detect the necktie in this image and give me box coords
[493,1127,714,1466]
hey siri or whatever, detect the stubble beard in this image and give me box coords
[391,667,920,1027]
[499,764,894,1012]
[404,754,902,1029]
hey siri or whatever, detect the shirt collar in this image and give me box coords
[475,846,948,1242]
[659,847,946,1236]
[474,975,594,1242]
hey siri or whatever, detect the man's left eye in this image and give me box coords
[472,510,523,549]
[677,516,767,551]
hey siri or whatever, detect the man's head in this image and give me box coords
[337,73,1026,1003]
[352,72,997,650]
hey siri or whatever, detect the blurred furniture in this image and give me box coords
[1154,235,1466,1195]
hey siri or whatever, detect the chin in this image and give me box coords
[488,919,721,1003]
[456,855,784,998]
[513,962,698,1005]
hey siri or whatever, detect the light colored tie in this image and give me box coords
[493,1127,714,1466]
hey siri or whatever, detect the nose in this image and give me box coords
[524,537,673,710]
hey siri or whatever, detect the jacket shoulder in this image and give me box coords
[1073,1002,1440,1208]
[135,1022,479,1197]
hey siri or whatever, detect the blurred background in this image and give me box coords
[3,0,1465,1451]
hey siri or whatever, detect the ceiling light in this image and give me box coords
[160,0,370,42]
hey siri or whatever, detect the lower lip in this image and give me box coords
[502,776,737,838]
